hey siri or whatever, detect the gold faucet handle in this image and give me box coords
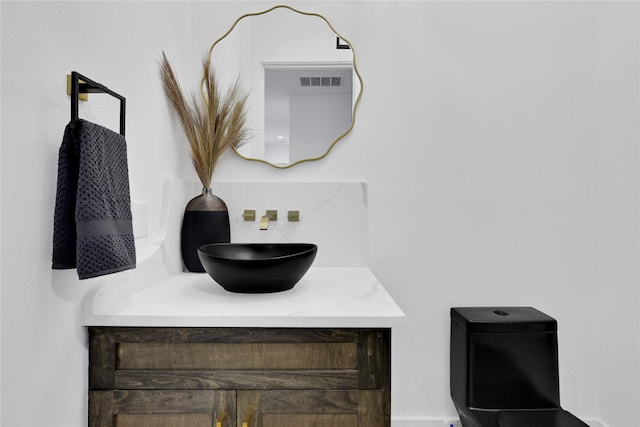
[265,210,277,220]
[242,210,255,221]
[287,210,299,222]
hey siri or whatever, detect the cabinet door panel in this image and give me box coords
[261,414,359,427]
[113,390,220,413]
[238,390,360,427]
[238,390,387,427]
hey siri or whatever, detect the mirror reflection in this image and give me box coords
[209,5,362,168]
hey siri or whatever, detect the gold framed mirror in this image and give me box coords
[207,5,363,168]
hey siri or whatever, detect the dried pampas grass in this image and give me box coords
[160,52,249,188]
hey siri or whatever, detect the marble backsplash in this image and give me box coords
[152,179,370,273]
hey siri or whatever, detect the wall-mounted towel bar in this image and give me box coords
[67,71,126,136]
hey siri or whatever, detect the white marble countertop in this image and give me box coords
[81,267,405,328]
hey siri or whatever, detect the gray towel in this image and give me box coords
[52,119,136,279]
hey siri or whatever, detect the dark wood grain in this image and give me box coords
[117,342,357,370]
[237,390,361,427]
[89,327,117,389]
[360,390,388,427]
[109,327,361,344]
[88,327,392,426]
[116,369,359,390]
[89,391,113,427]
[358,329,391,390]
[238,389,359,413]
[112,390,219,413]
[114,413,212,427]
[260,414,359,427]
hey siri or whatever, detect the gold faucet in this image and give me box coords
[259,210,277,230]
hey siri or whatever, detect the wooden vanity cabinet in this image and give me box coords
[88,327,391,427]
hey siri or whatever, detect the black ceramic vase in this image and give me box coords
[181,188,230,272]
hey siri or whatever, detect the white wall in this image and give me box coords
[0,1,193,425]
[1,1,638,426]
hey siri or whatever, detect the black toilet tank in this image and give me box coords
[450,307,561,410]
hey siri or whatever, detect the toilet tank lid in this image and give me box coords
[451,307,557,333]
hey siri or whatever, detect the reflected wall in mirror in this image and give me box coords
[209,5,363,168]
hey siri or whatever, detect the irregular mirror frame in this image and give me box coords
[207,5,363,168]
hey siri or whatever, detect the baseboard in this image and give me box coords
[391,417,607,427]
[391,418,453,427]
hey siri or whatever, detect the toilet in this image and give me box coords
[450,307,588,427]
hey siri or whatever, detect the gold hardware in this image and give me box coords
[260,210,277,230]
[66,74,88,101]
[265,210,277,221]
[216,410,228,427]
[242,210,255,221]
[287,210,300,222]
[242,410,253,427]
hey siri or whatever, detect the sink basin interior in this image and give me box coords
[201,243,314,261]
[197,243,318,293]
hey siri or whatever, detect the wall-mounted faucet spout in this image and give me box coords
[260,210,277,230]
[259,215,270,230]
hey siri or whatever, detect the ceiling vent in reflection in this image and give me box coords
[299,76,342,87]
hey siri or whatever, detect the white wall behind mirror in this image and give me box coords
[209,5,363,168]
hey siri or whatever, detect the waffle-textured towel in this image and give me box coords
[52,119,136,279]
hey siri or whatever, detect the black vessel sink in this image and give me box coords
[197,243,318,293]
